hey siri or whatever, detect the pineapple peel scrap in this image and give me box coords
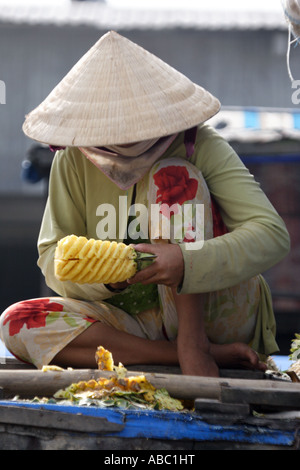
[53,346,184,411]
[41,365,65,372]
[95,345,126,378]
[95,346,115,371]
[290,333,300,361]
[53,375,183,411]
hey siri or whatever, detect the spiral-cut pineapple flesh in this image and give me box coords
[54,235,137,284]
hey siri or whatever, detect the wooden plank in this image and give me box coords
[221,385,300,409]
[0,369,108,398]
[0,358,268,380]
[128,365,266,380]
[194,398,250,416]
[0,369,299,400]
[147,373,300,401]
[0,357,34,370]
[0,405,124,434]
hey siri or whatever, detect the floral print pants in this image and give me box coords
[0,158,261,369]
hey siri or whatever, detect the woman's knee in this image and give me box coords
[148,157,211,205]
[147,157,213,242]
[0,298,56,349]
[0,301,21,341]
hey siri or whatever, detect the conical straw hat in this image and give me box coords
[284,0,300,40]
[22,31,220,147]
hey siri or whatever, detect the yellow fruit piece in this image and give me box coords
[95,346,115,371]
[41,365,65,372]
[54,235,137,284]
[69,374,155,397]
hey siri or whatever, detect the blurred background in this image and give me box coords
[0,0,299,354]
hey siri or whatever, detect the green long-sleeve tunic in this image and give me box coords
[37,125,290,354]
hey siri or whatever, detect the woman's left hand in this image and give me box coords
[127,243,184,288]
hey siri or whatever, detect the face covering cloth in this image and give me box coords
[79,133,178,190]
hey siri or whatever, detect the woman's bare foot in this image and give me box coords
[179,348,220,377]
[210,342,266,372]
[177,333,220,377]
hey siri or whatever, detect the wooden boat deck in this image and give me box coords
[0,356,299,450]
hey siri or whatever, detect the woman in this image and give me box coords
[0,31,290,376]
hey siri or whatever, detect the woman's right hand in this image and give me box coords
[127,243,184,288]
